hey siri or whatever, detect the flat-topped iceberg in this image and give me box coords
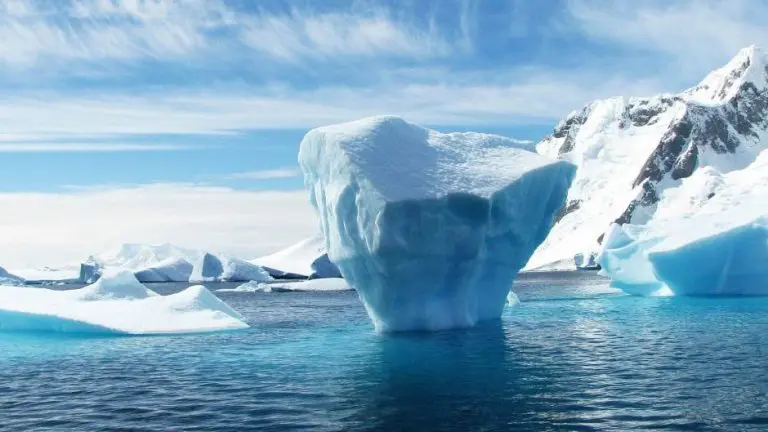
[0,270,249,335]
[600,150,768,296]
[299,116,575,331]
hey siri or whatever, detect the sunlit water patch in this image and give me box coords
[2,273,768,431]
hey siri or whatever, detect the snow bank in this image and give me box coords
[600,150,768,296]
[252,234,341,278]
[220,278,351,293]
[0,270,248,334]
[190,253,273,283]
[299,116,575,331]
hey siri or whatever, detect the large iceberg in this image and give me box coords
[600,149,768,296]
[252,234,341,279]
[190,253,273,283]
[299,116,575,331]
[0,270,249,334]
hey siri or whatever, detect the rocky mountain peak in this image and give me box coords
[686,45,767,103]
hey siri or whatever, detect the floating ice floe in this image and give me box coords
[220,278,351,293]
[0,270,249,335]
[299,116,575,331]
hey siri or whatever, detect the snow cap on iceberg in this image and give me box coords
[299,115,576,331]
[252,234,341,279]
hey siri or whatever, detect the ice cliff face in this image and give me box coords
[528,45,768,270]
[299,116,575,331]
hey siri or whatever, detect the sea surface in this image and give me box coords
[2,272,768,431]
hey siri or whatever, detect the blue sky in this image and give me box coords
[1,0,767,267]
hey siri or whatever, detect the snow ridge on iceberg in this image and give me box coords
[0,270,249,335]
[299,116,575,331]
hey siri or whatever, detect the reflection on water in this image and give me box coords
[2,272,768,431]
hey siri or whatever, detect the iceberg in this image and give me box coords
[252,234,341,279]
[0,270,249,334]
[133,257,194,282]
[299,116,575,331]
[190,253,273,283]
[600,150,768,296]
[82,243,202,283]
[0,266,23,286]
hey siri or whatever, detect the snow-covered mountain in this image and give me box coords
[526,45,768,270]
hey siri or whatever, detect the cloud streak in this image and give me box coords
[226,167,301,180]
[0,142,201,152]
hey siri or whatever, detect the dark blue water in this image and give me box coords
[2,272,768,431]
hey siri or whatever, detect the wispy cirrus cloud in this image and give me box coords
[0,142,201,152]
[562,0,768,79]
[239,8,455,63]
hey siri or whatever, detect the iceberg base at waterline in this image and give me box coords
[0,270,249,335]
[600,217,768,297]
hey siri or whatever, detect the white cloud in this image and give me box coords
[0,70,667,139]
[240,8,453,62]
[0,0,455,67]
[0,0,234,65]
[564,0,768,78]
[0,183,317,268]
[0,142,199,152]
[227,167,301,180]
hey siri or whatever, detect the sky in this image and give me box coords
[1,0,767,268]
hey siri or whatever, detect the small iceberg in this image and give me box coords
[220,278,351,293]
[0,270,249,335]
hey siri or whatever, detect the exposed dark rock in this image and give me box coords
[553,199,582,224]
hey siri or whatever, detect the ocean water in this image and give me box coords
[2,272,768,431]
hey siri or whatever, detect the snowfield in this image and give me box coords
[0,270,249,335]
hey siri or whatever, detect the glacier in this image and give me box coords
[299,116,575,331]
[190,253,273,283]
[0,270,249,334]
[600,148,768,296]
[252,234,341,279]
